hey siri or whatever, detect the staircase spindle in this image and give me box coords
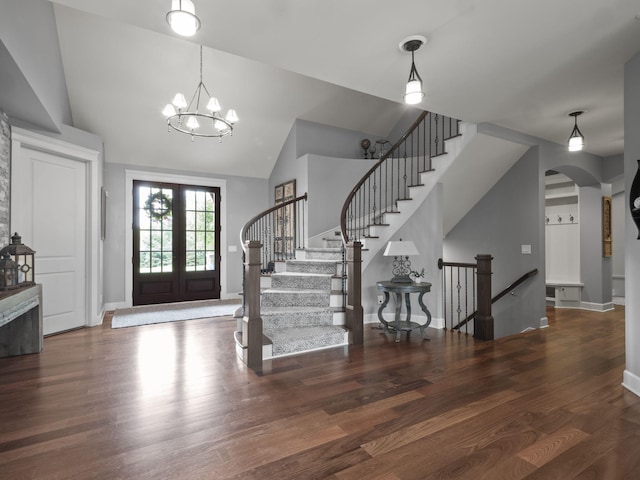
[340,110,460,245]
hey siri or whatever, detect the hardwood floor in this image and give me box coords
[1,306,638,479]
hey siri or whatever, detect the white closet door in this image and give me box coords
[12,147,86,334]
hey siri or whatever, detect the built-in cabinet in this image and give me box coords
[545,172,582,307]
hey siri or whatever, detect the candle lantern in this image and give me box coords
[0,252,19,290]
[0,233,36,287]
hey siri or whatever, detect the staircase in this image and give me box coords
[240,110,469,368]
[260,237,348,358]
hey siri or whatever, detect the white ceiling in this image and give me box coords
[46,0,640,178]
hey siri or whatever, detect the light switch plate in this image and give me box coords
[521,244,532,255]
[228,245,237,252]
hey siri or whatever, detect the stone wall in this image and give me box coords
[0,110,10,246]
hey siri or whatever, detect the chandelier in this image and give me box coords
[162,45,238,141]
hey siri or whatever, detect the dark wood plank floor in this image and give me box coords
[1,306,638,479]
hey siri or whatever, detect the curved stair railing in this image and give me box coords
[241,193,308,271]
[339,110,461,346]
[340,111,460,245]
[238,193,308,369]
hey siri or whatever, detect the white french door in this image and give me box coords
[12,147,87,334]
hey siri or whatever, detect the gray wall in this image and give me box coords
[579,184,612,305]
[476,122,611,313]
[0,0,71,130]
[624,51,640,394]
[269,122,307,201]
[362,184,443,322]
[103,162,268,305]
[295,119,388,161]
[268,118,388,207]
[603,154,624,182]
[306,154,377,237]
[444,147,544,337]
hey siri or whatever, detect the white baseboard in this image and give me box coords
[88,310,105,327]
[613,296,625,306]
[221,291,242,301]
[580,301,614,312]
[540,317,549,328]
[104,301,126,311]
[623,370,640,398]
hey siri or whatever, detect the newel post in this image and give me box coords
[242,240,262,369]
[475,254,494,341]
[346,241,363,345]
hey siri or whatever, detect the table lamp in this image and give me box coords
[383,239,418,283]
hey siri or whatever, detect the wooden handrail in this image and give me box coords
[240,193,308,246]
[438,258,476,269]
[452,268,538,330]
[491,268,538,304]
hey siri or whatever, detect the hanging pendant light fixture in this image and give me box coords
[162,46,238,141]
[166,0,201,37]
[400,36,427,105]
[567,111,585,152]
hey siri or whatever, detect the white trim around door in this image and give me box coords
[11,128,102,328]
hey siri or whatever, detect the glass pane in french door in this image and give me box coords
[137,185,174,273]
[184,188,216,272]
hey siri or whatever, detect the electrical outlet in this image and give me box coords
[377,295,384,305]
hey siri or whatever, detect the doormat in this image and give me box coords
[111,299,241,329]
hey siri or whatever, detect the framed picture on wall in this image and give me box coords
[274,179,295,259]
[602,196,612,257]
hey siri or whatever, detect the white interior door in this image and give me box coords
[12,147,87,334]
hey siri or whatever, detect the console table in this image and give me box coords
[0,284,43,358]
[376,280,432,342]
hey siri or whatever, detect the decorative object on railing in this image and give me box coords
[162,45,238,141]
[375,140,390,158]
[0,233,36,290]
[630,159,640,239]
[361,139,371,158]
[567,110,585,152]
[340,110,460,245]
[383,239,418,283]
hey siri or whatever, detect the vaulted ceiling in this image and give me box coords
[6,1,640,178]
